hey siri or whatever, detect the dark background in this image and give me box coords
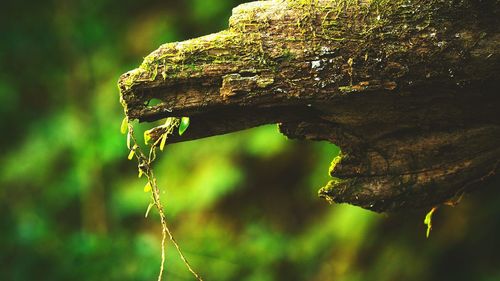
[1,0,500,280]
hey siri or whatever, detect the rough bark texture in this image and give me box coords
[118,0,500,212]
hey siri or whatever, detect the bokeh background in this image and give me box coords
[1,0,500,280]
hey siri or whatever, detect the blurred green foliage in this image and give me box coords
[1,0,500,280]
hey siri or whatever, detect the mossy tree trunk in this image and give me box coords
[118,0,500,212]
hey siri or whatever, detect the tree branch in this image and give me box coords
[118,0,500,212]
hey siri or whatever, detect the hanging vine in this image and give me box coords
[121,116,202,281]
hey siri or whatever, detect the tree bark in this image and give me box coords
[118,0,500,212]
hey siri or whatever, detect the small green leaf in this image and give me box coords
[145,202,154,218]
[179,117,190,136]
[138,169,143,178]
[424,207,437,238]
[144,182,152,193]
[159,133,167,151]
[144,130,152,145]
[128,145,138,160]
[120,117,128,134]
[128,149,135,160]
[126,131,131,149]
